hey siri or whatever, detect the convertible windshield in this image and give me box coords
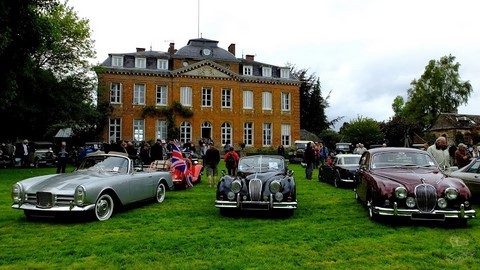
[238,156,285,172]
[77,156,129,174]
[371,151,437,169]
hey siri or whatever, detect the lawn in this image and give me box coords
[0,163,478,270]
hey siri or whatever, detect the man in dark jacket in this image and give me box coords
[304,142,316,180]
[203,144,220,187]
[150,139,164,161]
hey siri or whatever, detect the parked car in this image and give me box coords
[32,141,57,168]
[11,152,174,221]
[289,140,314,164]
[450,158,480,197]
[319,154,361,188]
[335,142,353,154]
[215,155,297,216]
[148,154,203,189]
[354,147,475,226]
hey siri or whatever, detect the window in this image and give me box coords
[180,86,192,106]
[280,68,290,79]
[221,122,232,146]
[133,119,145,142]
[135,57,146,68]
[180,122,192,144]
[109,118,121,143]
[112,56,123,67]
[133,84,145,105]
[263,123,272,146]
[202,87,212,107]
[281,124,291,146]
[281,92,290,111]
[156,85,168,106]
[243,65,253,76]
[262,67,272,77]
[157,59,168,70]
[156,120,167,141]
[243,90,253,109]
[110,83,122,103]
[262,92,272,110]
[244,122,253,146]
[221,88,232,108]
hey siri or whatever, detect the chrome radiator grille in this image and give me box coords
[36,192,54,208]
[415,184,437,213]
[249,179,262,201]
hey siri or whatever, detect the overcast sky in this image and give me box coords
[67,0,480,130]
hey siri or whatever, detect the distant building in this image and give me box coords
[429,113,480,145]
[95,38,300,148]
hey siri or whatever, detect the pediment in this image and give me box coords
[183,65,231,78]
[173,60,238,79]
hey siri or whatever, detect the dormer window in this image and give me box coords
[262,67,272,77]
[243,65,253,76]
[280,68,290,79]
[112,56,123,67]
[135,57,146,69]
[157,59,168,70]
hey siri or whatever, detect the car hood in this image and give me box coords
[371,167,466,191]
[21,170,108,194]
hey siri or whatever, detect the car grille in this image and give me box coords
[249,179,262,201]
[24,192,75,208]
[37,192,54,208]
[415,184,437,213]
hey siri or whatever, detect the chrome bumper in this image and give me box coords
[374,203,476,220]
[215,193,297,210]
[12,203,95,212]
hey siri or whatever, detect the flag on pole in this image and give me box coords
[171,140,193,187]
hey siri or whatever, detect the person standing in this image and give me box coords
[304,142,316,180]
[224,147,239,176]
[427,136,450,170]
[471,145,479,159]
[277,144,285,157]
[204,143,220,188]
[56,141,68,173]
[455,143,471,169]
[21,139,30,168]
[319,143,329,166]
[150,139,164,161]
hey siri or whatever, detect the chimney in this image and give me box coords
[168,43,175,54]
[228,43,236,56]
[136,47,145,52]
[246,54,255,61]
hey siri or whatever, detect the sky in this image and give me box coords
[67,0,480,130]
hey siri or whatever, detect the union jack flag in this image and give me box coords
[171,140,193,187]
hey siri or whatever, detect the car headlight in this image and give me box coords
[11,183,23,203]
[445,187,458,200]
[437,198,447,208]
[275,192,284,201]
[395,187,407,199]
[406,197,416,208]
[231,180,242,193]
[75,185,86,206]
[270,180,281,193]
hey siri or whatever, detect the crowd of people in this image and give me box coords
[426,135,479,170]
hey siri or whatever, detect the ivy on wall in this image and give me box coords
[141,101,193,141]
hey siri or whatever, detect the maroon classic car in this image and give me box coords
[355,147,475,226]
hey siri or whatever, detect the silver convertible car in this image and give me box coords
[11,152,174,221]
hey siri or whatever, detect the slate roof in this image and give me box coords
[430,113,480,131]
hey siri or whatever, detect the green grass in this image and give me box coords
[0,163,479,270]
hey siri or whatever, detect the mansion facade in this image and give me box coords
[96,38,301,148]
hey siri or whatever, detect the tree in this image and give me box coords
[292,67,343,136]
[398,55,472,130]
[341,116,384,148]
[0,0,98,141]
[380,116,422,147]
